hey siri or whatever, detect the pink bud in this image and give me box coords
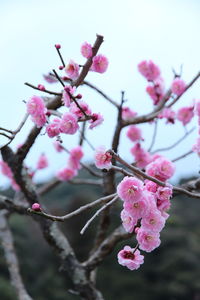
[59,66,64,70]
[76,94,82,99]
[55,44,61,49]
[32,203,41,211]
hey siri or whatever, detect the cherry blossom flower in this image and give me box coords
[36,154,48,169]
[120,209,137,233]
[177,106,194,126]
[122,107,137,121]
[57,168,77,181]
[171,78,186,96]
[141,209,165,233]
[117,176,144,202]
[91,54,109,73]
[123,197,150,219]
[136,228,161,252]
[126,126,143,142]
[146,157,175,181]
[27,95,47,117]
[59,112,79,135]
[118,246,144,270]
[138,60,160,81]
[46,118,61,138]
[81,41,93,58]
[94,146,112,170]
[89,113,104,129]
[65,60,80,80]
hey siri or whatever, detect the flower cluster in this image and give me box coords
[117,156,174,270]
[26,95,47,128]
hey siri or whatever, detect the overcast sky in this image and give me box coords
[0,0,199,187]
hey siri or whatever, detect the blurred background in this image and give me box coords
[0,0,200,299]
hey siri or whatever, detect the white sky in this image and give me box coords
[0,0,199,188]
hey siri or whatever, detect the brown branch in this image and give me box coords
[83,80,119,108]
[25,82,62,96]
[80,195,119,235]
[152,127,195,154]
[72,34,104,88]
[148,120,158,152]
[0,211,33,300]
[172,150,193,162]
[27,193,116,222]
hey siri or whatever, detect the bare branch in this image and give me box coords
[0,211,33,300]
[25,82,62,96]
[172,150,193,162]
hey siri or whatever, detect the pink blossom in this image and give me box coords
[31,114,47,128]
[81,41,93,58]
[36,154,48,169]
[62,86,76,107]
[158,108,176,124]
[43,74,57,83]
[91,54,109,73]
[57,167,77,181]
[120,209,137,233]
[53,141,63,152]
[59,112,79,135]
[65,60,80,80]
[136,228,161,252]
[141,209,165,233]
[32,203,41,211]
[146,157,175,181]
[138,60,160,81]
[27,95,47,117]
[68,146,84,170]
[194,99,200,117]
[38,84,45,91]
[69,101,91,118]
[146,77,165,105]
[171,78,186,96]
[130,143,152,168]
[0,161,13,178]
[126,126,143,142]
[117,246,144,270]
[117,176,144,203]
[122,107,137,121]
[177,106,194,126]
[192,138,200,156]
[46,118,61,138]
[94,146,112,170]
[144,180,158,193]
[89,113,104,129]
[123,197,150,219]
[55,44,61,49]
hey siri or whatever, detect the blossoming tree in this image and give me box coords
[0,34,199,300]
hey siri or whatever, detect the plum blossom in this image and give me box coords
[70,101,91,118]
[46,118,61,138]
[136,228,161,252]
[123,197,150,219]
[118,246,144,270]
[60,112,79,135]
[62,86,76,107]
[37,154,48,169]
[194,99,200,117]
[57,168,77,181]
[27,96,47,117]
[68,146,84,170]
[171,78,186,96]
[192,138,200,156]
[94,146,112,170]
[177,106,194,126]
[117,176,144,203]
[120,209,137,233]
[91,54,109,73]
[89,113,104,129]
[53,141,63,152]
[158,108,176,124]
[65,60,80,80]
[81,41,93,58]
[141,210,165,233]
[122,107,137,121]
[32,203,41,211]
[138,60,160,81]
[131,143,152,168]
[126,126,143,142]
[146,157,175,182]
[146,77,165,105]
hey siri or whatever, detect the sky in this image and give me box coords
[0,0,199,188]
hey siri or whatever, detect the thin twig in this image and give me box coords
[80,195,119,235]
[25,82,62,96]
[148,120,158,152]
[172,150,193,162]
